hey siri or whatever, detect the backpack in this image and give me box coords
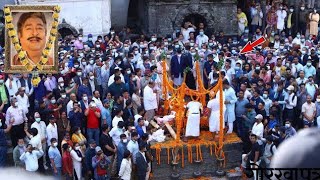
[96,158,108,176]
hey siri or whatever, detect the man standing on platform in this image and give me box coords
[183,96,203,142]
[223,80,237,134]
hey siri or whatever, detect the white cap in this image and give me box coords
[286,85,294,91]
[255,114,263,119]
[58,77,64,83]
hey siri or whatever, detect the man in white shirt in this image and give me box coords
[127,132,139,164]
[108,67,125,87]
[46,115,58,146]
[31,112,47,169]
[196,29,209,48]
[251,114,264,141]
[20,144,44,172]
[5,74,19,99]
[17,73,34,97]
[283,85,297,124]
[5,97,27,147]
[16,87,29,114]
[109,121,125,146]
[302,95,317,127]
[143,81,157,122]
[67,93,77,117]
[296,70,308,85]
[44,73,57,92]
[92,90,103,110]
[112,109,124,128]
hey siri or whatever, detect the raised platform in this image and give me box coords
[150,132,243,179]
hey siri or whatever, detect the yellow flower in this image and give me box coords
[47,42,53,49]
[54,6,61,12]
[50,28,57,34]
[41,57,48,64]
[20,59,28,66]
[32,77,41,87]
[50,36,56,42]
[12,36,19,44]
[4,7,11,14]
[5,15,13,23]
[8,30,16,37]
[52,21,59,27]
[52,13,59,19]
[18,51,25,59]
[26,64,34,71]
[43,49,49,56]
[14,44,21,51]
[36,64,43,71]
[6,23,14,29]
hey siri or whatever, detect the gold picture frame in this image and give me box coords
[4,5,59,73]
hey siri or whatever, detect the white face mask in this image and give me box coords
[90,76,94,80]
[51,100,56,104]
[144,120,149,126]
[82,62,87,66]
[61,94,66,99]
[285,124,290,128]
[127,70,131,74]
[77,72,82,76]
[75,146,81,150]
[263,94,268,99]
[83,96,88,101]
[78,37,83,41]
[69,147,72,151]
[90,60,94,64]
[60,83,64,87]
[122,139,128,143]
[35,118,41,123]
[53,142,58,147]
[14,102,18,107]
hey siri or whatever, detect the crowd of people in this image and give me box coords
[0,1,319,180]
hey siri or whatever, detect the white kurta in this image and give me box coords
[224,87,237,123]
[70,150,82,179]
[143,85,157,111]
[185,101,202,137]
[276,10,287,30]
[207,91,226,132]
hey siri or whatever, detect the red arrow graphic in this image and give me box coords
[240,37,266,54]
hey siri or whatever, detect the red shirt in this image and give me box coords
[86,108,101,129]
[62,152,73,175]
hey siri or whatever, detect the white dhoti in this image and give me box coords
[209,110,225,132]
[173,75,183,86]
[185,113,200,137]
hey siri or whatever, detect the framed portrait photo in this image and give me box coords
[4,5,59,73]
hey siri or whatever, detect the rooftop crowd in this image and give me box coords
[0,1,319,179]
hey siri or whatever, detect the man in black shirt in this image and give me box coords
[99,125,116,177]
[241,134,261,179]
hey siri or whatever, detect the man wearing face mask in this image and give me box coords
[309,9,319,36]
[16,87,29,115]
[286,6,296,36]
[74,35,84,50]
[117,134,128,172]
[85,58,95,76]
[73,68,84,86]
[78,77,92,100]
[170,48,185,86]
[86,34,94,48]
[304,59,316,78]
[5,97,27,147]
[85,139,97,179]
[196,29,209,48]
[48,138,62,179]
[31,112,47,170]
[85,101,101,145]
[12,138,26,168]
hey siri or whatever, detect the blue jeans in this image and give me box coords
[0,146,7,167]
[87,128,100,145]
[53,167,62,179]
